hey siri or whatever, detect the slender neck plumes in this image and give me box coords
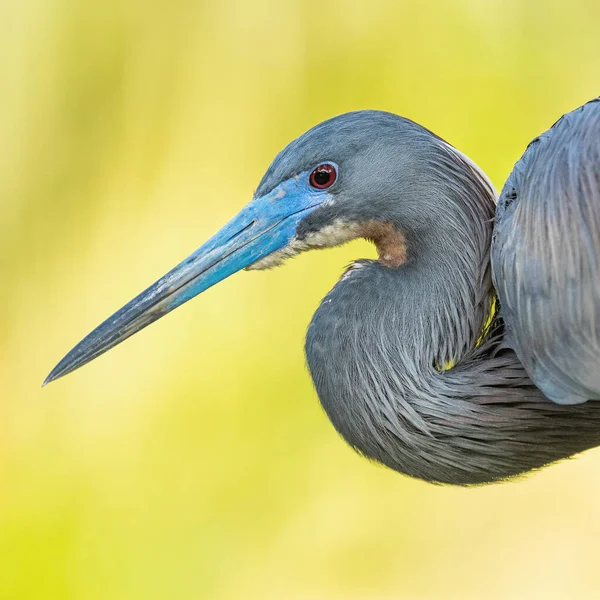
[305,141,600,485]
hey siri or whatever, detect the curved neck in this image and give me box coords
[304,146,600,485]
[304,156,499,480]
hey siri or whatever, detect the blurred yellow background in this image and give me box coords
[2,1,600,598]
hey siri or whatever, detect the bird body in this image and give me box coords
[46,98,600,485]
[493,98,600,406]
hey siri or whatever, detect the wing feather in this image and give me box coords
[492,98,600,404]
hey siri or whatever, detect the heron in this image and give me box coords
[45,97,600,485]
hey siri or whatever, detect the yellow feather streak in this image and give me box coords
[436,295,497,372]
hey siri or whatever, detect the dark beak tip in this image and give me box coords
[42,373,55,388]
[42,364,65,387]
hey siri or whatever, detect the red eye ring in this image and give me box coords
[309,164,337,189]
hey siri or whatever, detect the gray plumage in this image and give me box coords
[261,104,600,485]
[493,98,600,406]
[46,99,600,486]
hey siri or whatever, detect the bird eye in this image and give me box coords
[309,164,337,189]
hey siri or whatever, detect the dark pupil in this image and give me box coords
[314,169,330,185]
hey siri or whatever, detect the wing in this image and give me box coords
[492,97,600,405]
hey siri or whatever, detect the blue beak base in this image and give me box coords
[44,174,328,385]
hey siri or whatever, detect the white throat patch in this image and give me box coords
[246,220,362,271]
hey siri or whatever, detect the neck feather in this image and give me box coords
[305,145,600,485]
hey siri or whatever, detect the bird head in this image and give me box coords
[247,110,431,271]
[45,111,473,384]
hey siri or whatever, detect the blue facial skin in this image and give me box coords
[44,168,336,384]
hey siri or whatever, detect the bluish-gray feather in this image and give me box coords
[271,109,600,484]
[493,97,600,405]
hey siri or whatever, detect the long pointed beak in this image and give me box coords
[45,176,323,385]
